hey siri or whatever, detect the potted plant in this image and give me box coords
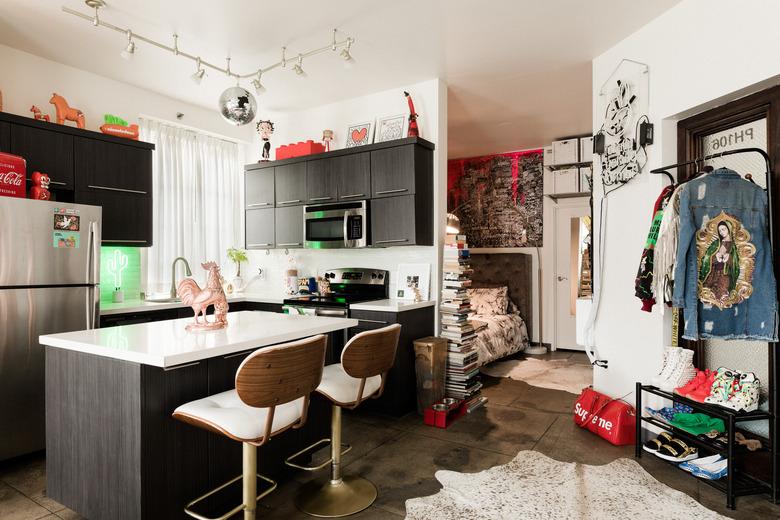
[226,247,248,292]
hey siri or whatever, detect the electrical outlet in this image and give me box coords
[257,268,266,280]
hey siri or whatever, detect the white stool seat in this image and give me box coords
[174,390,305,443]
[316,363,382,406]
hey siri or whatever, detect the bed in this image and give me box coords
[468,253,533,366]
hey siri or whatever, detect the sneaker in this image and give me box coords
[723,371,760,412]
[680,454,723,473]
[660,348,695,392]
[705,367,739,406]
[675,369,709,397]
[690,458,728,480]
[652,347,680,387]
[688,370,717,403]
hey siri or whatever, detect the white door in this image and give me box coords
[554,200,591,351]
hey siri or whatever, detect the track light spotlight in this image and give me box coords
[251,72,265,93]
[293,55,305,76]
[340,38,354,61]
[191,57,206,84]
[120,30,135,60]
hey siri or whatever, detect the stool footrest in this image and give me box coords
[284,438,353,471]
[184,472,277,520]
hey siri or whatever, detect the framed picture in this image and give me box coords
[396,263,430,301]
[344,121,374,148]
[375,114,407,143]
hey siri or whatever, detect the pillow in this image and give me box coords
[467,286,509,315]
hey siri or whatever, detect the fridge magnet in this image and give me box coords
[396,263,430,301]
[404,91,419,138]
[29,172,51,200]
[100,114,139,140]
[375,114,407,143]
[49,93,85,129]
[344,121,374,148]
[54,213,80,231]
[177,261,229,331]
[53,231,79,248]
[30,105,50,122]
[256,120,275,161]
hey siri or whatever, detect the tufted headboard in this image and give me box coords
[468,253,533,337]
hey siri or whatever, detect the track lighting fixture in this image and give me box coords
[293,55,305,76]
[63,2,356,95]
[120,30,135,60]
[191,57,205,84]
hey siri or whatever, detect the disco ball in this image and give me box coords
[218,86,257,126]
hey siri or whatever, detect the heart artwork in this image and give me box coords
[351,127,368,144]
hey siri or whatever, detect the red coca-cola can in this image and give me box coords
[0,152,26,198]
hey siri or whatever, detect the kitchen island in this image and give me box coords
[40,311,358,520]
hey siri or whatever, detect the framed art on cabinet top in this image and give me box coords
[345,121,374,147]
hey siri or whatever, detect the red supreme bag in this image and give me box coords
[573,387,635,446]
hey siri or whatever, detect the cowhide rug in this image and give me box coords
[405,450,726,520]
[481,357,592,394]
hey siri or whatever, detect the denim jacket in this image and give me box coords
[672,168,777,341]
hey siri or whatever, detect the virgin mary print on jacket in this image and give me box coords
[697,211,756,310]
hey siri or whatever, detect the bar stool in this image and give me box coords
[172,334,328,520]
[287,324,401,517]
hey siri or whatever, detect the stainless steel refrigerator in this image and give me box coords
[0,197,100,461]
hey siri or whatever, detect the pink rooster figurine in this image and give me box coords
[177,261,229,331]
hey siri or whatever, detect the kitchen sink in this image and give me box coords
[145,297,182,303]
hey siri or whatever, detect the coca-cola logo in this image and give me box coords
[0,171,24,186]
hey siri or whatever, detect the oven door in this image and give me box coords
[304,201,367,249]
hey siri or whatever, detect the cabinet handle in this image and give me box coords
[27,178,68,186]
[247,202,271,207]
[88,184,148,195]
[374,238,409,244]
[356,318,389,325]
[103,239,147,243]
[279,199,301,205]
[164,361,200,371]
[277,242,301,246]
[247,243,272,247]
[340,193,365,199]
[375,188,408,195]
[309,196,332,201]
[223,350,254,360]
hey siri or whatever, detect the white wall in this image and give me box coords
[591,0,780,398]
[243,79,448,312]
[0,43,253,142]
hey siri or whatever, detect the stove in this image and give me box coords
[283,267,389,317]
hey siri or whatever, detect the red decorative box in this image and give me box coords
[276,140,326,160]
[0,152,26,198]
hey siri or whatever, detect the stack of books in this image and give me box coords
[441,234,484,405]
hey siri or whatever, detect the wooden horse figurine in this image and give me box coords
[177,261,230,331]
[30,105,50,122]
[49,93,85,129]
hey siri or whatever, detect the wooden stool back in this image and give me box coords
[341,324,401,405]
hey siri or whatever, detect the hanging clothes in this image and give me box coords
[653,184,684,313]
[635,185,674,311]
[672,167,778,341]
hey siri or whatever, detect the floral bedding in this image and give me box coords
[471,310,529,366]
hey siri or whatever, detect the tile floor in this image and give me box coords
[2,350,779,519]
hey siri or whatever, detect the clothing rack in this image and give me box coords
[637,146,779,509]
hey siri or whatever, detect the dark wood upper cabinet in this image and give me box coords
[245,207,275,250]
[0,122,10,152]
[274,205,304,248]
[275,163,307,206]
[245,168,274,208]
[371,194,432,246]
[75,138,151,194]
[77,190,152,246]
[8,124,74,189]
[306,159,337,203]
[371,146,415,198]
[335,152,370,201]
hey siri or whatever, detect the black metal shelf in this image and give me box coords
[546,160,593,171]
[641,385,772,422]
[649,452,771,497]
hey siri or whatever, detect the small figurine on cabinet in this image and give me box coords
[49,93,85,129]
[322,129,334,152]
[177,261,229,331]
[30,105,50,122]
[404,91,419,138]
[29,171,51,201]
[100,114,139,140]
[256,119,275,161]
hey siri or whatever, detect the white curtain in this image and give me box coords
[140,118,242,294]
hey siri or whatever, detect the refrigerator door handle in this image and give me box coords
[85,221,100,330]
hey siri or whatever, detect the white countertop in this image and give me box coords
[349,299,436,312]
[100,292,286,315]
[40,311,358,368]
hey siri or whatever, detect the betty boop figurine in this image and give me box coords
[256,120,275,161]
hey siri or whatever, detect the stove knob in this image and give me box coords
[371,272,377,279]
[378,273,384,280]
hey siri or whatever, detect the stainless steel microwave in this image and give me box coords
[304,200,368,248]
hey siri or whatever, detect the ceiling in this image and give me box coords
[0,0,679,158]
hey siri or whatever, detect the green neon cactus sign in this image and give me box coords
[106,249,129,289]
